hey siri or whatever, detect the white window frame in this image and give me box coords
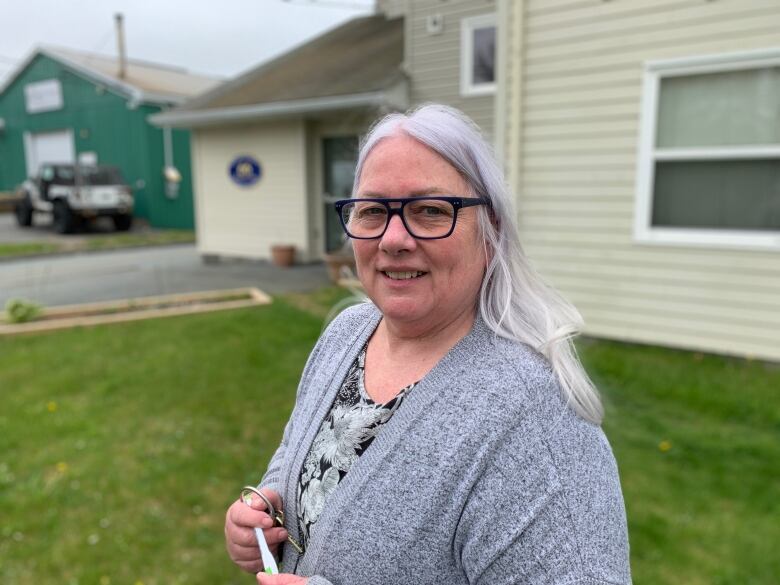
[635,48,780,251]
[460,13,497,97]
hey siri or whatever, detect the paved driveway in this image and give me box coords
[0,244,330,307]
[0,210,148,244]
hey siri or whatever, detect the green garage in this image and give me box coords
[0,47,217,229]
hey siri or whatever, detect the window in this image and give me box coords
[460,14,496,97]
[635,50,780,250]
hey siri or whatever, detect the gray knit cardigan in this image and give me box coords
[259,302,631,585]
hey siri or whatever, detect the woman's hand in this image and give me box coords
[256,574,309,585]
[225,488,288,574]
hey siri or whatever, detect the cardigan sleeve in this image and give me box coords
[455,413,632,585]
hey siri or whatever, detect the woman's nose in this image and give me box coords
[379,213,416,254]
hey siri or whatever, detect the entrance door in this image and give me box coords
[24,129,75,177]
[322,136,358,253]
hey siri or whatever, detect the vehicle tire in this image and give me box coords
[112,214,133,232]
[14,194,33,227]
[53,200,77,234]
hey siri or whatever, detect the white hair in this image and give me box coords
[353,103,603,424]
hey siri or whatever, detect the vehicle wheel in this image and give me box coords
[112,214,133,232]
[53,200,77,234]
[14,195,33,227]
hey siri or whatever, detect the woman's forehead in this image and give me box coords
[358,136,468,195]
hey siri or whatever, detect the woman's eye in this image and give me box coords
[356,205,386,218]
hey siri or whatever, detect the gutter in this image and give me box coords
[148,84,408,128]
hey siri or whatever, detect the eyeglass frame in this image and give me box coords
[333,196,491,240]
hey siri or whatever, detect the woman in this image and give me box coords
[225,104,631,585]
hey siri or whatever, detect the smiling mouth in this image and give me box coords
[383,271,427,280]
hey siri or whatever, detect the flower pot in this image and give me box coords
[271,244,296,268]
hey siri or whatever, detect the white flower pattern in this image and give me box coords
[296,344,416,549]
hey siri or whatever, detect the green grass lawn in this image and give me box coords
[0,289,777,584]
[0,242,60,258]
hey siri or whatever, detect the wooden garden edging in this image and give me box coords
[0,287,271,336]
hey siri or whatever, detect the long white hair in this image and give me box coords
[353,103,603,424]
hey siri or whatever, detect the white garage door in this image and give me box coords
[24,129,75,176]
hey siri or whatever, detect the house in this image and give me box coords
[0,46,219,229]
[150,14,407,262]
[150,1,500,262]
[498,0,780,362]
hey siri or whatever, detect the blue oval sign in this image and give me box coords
[229,156,262,186]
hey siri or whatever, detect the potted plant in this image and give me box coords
[271,244,296,267]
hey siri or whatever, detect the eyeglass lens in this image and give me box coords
[341,199,457,238]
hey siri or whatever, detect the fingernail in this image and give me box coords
[261,517,273,528]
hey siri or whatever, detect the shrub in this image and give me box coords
[4,298,42,323]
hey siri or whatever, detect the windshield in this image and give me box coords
[76,166,125,185]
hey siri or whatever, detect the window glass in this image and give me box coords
[657,67,780,148]
[652,160,780,230]
[472,26,496,86]
[77,166,124,185]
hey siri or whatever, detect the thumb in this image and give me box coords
[256,573,308,585]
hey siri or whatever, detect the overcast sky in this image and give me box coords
[0,0,374,84]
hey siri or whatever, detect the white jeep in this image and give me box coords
[14,164,134,234]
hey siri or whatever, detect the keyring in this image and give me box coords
[241,485,276,517]
[239,485,305,559]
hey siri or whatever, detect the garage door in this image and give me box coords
[24,129,75,176]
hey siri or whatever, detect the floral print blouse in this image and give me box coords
[296,344,415,550]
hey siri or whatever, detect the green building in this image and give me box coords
[0,47,218,229]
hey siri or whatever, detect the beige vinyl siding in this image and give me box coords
[191,119,309,261]
[508,0,780,361]
[406,0,496,141]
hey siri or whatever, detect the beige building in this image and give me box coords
[151,15,407,262]
[498,0,780,361]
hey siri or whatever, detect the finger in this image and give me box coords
[229,501,275,530]
[227,523,263,548]
[265,527,289,545]
[229,542,263,562]
[243,488,282,513]
[235,558,263,574]
[257,573,307,585]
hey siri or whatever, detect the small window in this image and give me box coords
[636,50,780,250]
[461,14,496,97]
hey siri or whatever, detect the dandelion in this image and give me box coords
[100,576,111,585]
[134,581,145,585]
[47,401,57,412]
[56,462,69,474]
[99,517,111,529]
[87,533,100,545]
[658,440,672,452]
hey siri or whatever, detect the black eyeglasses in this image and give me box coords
[334,196,490,240]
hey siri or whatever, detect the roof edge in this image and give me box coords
[148,83,408,128]
[0,47,186,105]
[173,14,387,113]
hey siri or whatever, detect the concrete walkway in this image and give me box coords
[0,244,330,308]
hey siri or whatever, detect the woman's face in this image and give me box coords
[353,134,487,334]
